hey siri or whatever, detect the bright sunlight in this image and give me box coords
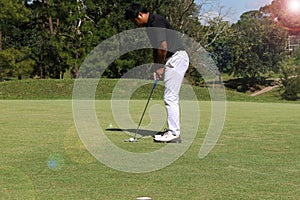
[287,0,300,12]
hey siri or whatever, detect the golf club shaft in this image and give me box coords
[133,79,158,139]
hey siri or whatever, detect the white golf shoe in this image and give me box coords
[153,129,168,139]
[153,131,181,143]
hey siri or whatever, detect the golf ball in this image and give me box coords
[129,138,134,142]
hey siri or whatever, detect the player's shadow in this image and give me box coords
[105,128,157,137]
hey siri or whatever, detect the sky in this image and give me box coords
[199,0,273,23]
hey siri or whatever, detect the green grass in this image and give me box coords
[1,79,298,103]
[0,100,299,199]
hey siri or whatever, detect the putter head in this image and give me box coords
[124,138,138,142]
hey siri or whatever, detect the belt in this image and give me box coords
[166,49,185,59]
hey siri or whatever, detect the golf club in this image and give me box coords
[124,78,159,142]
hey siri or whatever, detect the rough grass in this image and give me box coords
[0,78,298,103]
[0,100,299,199]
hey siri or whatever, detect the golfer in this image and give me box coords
[125,3,189,143]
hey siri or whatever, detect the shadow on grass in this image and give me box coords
[105,128,157,137]
[224,78,277,93]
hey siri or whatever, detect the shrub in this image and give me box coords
[280,60,300,100]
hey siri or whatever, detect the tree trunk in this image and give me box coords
[40,38,44,78]
[56,18,60,28]
[49,17,54,35]
[61,70,65,79]
[72,51,79,79]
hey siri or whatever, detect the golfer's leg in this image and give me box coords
[164,73,181,134]
[164,52,189,135]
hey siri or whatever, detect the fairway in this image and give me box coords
[0,100,299,199]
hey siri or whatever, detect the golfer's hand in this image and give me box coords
[153,67,164,80]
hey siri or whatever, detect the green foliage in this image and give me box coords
[228,9,288,86]
[0,0,31,57]
[280,50,300,100]
[18,0,148,79]
[23,0,86,78]
[185,65,204,86]
[0,47,35,80]
[0,0,31,27]
[206,21,234,73]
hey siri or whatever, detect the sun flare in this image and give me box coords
[287,0,300,12]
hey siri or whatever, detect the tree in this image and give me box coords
[280,47,300,100]
[24,0,99,78]
[228,9,288,88]
[0,0,31,50]
[0,47,35,80]
[0,0,31,80]
[205,20,234,73]
[23,0,139,79]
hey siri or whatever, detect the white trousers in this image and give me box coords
[164,51,189,135]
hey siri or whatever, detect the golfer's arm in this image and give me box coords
[153,41,167,64]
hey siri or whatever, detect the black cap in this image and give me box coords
[124,3,148,20]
